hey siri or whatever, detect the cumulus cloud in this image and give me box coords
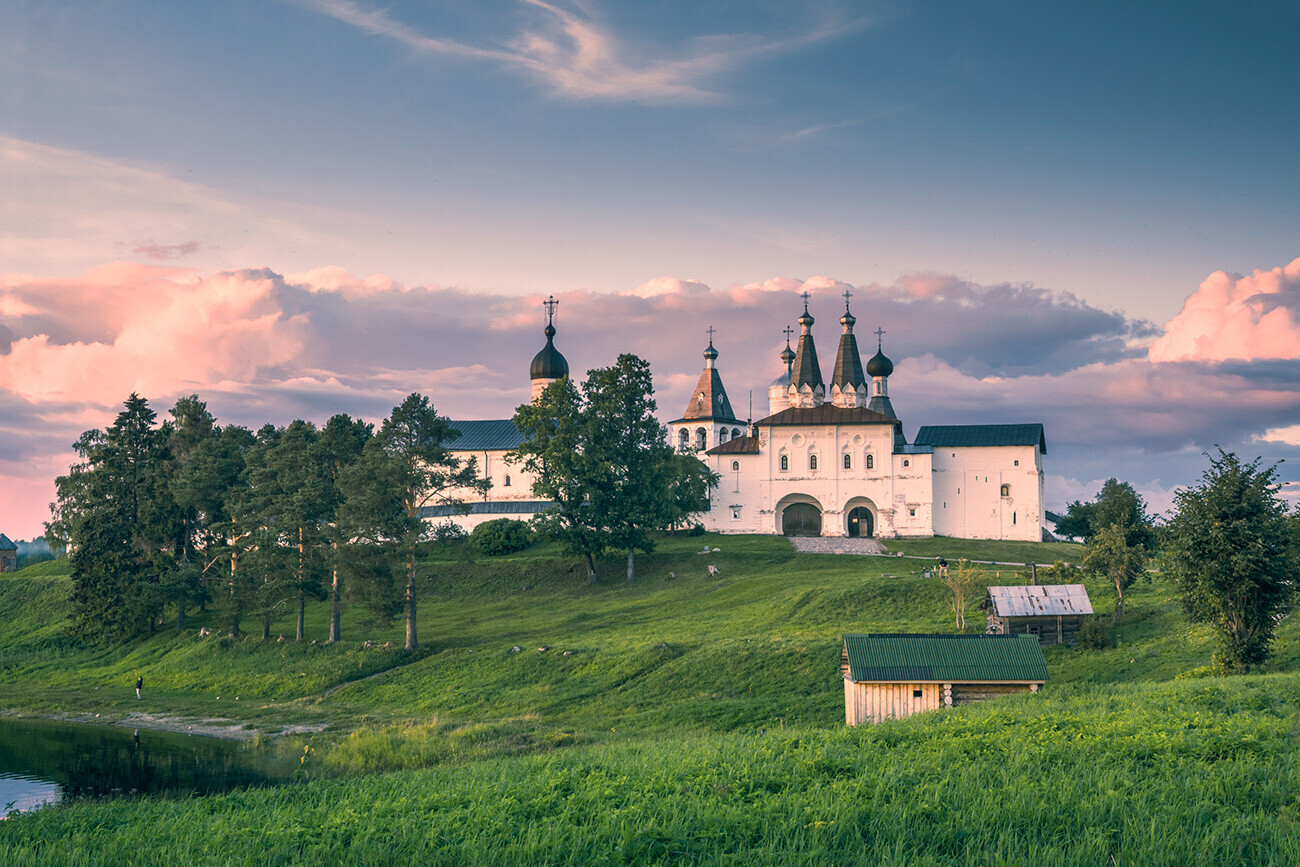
[3,260,1298,538]
[1148,257,1300,363]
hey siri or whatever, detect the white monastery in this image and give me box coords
[436,294,1046,542]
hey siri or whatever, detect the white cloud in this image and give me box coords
[1149,257,1300,363]
[295,0,864,103]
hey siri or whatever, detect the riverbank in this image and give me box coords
[1,709,329,741]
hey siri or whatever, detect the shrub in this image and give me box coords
[470,519,534,555]
[687,523,706,537]
[1077,617,1110,650]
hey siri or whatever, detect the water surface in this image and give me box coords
[0,717,302,814]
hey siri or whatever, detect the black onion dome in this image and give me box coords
[530,323,569,379]
[866,347,893,377]
[703,341,718,361]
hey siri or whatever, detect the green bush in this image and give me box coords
[470,519,534,555]
[1078,617,1111,650]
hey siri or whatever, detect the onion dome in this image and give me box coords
[866,346,893,378]
[530,321,569,380]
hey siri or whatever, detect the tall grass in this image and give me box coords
[3,677,1297,864]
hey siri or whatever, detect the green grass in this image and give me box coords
[1,532,1297,863]
[3,677,1297,865]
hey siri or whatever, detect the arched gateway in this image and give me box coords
[782,503,821,536]
[847,506,874,537]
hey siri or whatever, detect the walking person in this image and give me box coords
[135,675,143,701]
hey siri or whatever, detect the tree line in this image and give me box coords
[1061,454,1299,672]
[47,354,717,648]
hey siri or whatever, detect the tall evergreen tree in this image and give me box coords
[52,394,176,640]
[339,394,486,650]
[315,414,373,644]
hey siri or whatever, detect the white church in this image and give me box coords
[436,294,1046,542]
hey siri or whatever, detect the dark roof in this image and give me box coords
[0,534,16,551]
[757,404,898,426]
[529,324,569,380]
[842,633,1048,683]
[419,500,555,518]
[913,424,1046,454]
[830,322,866,391]
[790,312,824,391]
[705,436,760,455]
[446,419,525,451]
[865,347,894,378]
[681,366,739,422]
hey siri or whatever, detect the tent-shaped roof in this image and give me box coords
[842,633,1048,683]
[0,534,16,551]
[987,584,1093,617]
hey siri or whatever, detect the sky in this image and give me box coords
[2,0,1299,540]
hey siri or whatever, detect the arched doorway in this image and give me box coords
[847,506,874,537]
[782,503,822,536]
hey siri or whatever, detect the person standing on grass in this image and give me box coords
[135,675,143,701]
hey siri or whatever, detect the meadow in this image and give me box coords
[1,533,1297,864]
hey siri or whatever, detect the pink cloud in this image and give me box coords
[131,239,201,260]
[0,265,305,403]
[1148,257,1300,362]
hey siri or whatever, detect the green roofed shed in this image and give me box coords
[840,633,1047,725]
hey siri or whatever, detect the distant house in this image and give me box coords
[840,633,1048,725]
[0,534,17,573]
[983,584,1093,646]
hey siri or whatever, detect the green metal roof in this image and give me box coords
[842,633,1048,683]
[913,424,1046,454]
[445,419,525,451]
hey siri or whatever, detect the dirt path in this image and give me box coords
[32,710,328,741]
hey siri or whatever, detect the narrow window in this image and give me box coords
[503,474,511,487]
[1014,460,1019,466]
[843,453,852,470]
[720,428,729,444]
[732,428,741,439]
[730,506,741,520]
[909,508,916,517]
[903,459,910,468]
[780,455,789,471]
[731,461,740,471]
[1013,512,1017,524]
[1001,484,1010,497]
[809,454,818,471]
[696,428,707,450]
[679,429,689,449]
[866,454,874,470]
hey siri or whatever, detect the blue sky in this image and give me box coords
[2,1,1299,538]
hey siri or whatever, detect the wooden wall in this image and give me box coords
[986,613,1086,646]
[950,683,1033,705]
[844,680,943,725]
[844,680,1040,724]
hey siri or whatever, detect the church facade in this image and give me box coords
[669,293,1045,541]
[437,294,1046,542]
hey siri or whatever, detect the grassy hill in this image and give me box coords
[1,533,1297,864]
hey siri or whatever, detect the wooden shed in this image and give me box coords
[840,633,1048,725]
[0,534,16,573]
[983,584,1093,646]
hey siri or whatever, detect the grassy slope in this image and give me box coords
[1,535,1298,863]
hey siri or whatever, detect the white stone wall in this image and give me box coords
[930,445,1044,541]
[700,422,934,538]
